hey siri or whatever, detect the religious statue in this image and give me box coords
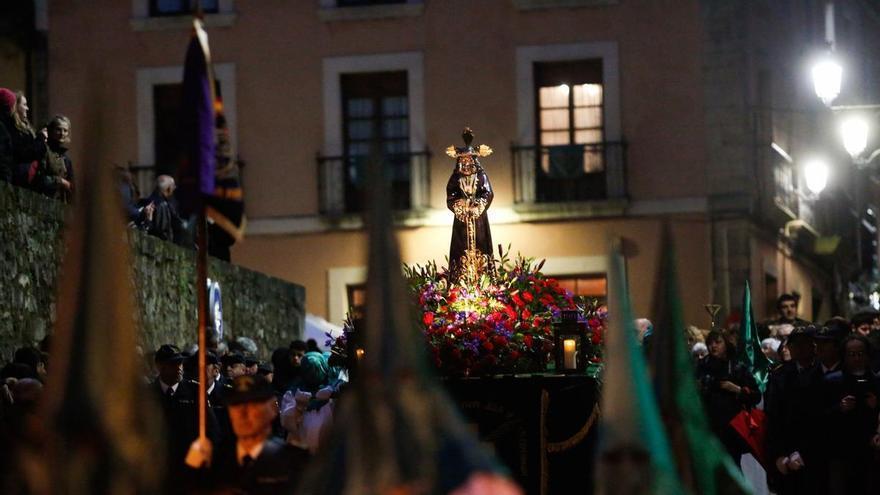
[446,128,495,286]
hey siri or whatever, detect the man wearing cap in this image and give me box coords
[245,357,259,376]
[151,345,220,486]
[816,320,846,375]
[199,351,234,443]
[185,374,310,494]
[764,326,825,494]
[223,352,247,381]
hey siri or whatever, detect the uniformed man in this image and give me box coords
[151,344,219,492]
[764,326,825,494]
[185,374,310,494]
[223,352,247,380]
[815,321,846,375]
[202,351,234,443]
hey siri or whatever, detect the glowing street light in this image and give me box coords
[840,116,869,158]
[803,158,830,195]
[812,56,842,106]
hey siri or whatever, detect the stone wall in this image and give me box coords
[0,182,304,362]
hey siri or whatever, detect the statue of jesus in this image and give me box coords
[446,128,495,286]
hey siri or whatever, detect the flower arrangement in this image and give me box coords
[406,248,606,375]
[328,248,607,376]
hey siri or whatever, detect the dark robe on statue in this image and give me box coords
[446,164,494,281]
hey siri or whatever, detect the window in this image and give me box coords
[533,60,608,202]
[764,273,778,318]
[340,71,410,212]
[536,60,604,167]
[150,0,218,16]
[346,283,367,319]
[554,274,607,304]
[152,79,223,177]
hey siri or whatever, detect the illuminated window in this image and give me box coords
[347,283,367,319]
[554,274,607,304]
[535,60,604,174]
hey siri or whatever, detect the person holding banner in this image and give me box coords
[185,374,310,494]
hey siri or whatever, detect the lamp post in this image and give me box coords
[802,158,830,196]
[812,55,843,107]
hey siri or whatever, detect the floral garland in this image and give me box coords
[328,249,607,376]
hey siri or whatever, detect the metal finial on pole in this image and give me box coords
[704,304,722,331]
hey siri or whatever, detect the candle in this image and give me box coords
[563,339,577,369]
[355,348,365,360]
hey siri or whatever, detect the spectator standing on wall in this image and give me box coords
[6,91,47,188]
[145,175,186,245]
[117,164,153,228]
[0,88,17,183]
[34,115,74,203]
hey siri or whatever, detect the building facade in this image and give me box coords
[43,0,880,327]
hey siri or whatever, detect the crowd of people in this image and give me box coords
[677,294,880,494]
[0,335,340,494]
[0,88,73,202]
[2,86,242,260]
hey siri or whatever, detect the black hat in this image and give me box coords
[786,325,816,342]
[257,362,273,375]
[184,351,220,366]
[155,344,185,364]
[245,357,259,367]
[815,325,846,342]
[222,353,245,367]
[226,374,275,405]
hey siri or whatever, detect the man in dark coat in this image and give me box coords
[145,175,187,245]
[446,128,494,284]
[764,327,825,494]
[185,374,310,494]
[151,344,219,493]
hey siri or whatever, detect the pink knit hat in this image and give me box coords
[0,88,15,114]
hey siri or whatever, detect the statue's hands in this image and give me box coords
[469,199,486,218]
[452,199,470,222]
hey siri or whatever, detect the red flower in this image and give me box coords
[522,291,534,303]
[509,350,521,360]
[423,312,435,326]
[533,317,543,327]
[524,335,533,347]
[591,327,603,345]
[482,341,494,351]
[494,335,508,346]
[503,306,516,320]
[512,293,525,307]
[522,309,532,320]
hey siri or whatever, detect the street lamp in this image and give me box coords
[803,158,829,195]
[840,115,869,158]
[812,55,842,106]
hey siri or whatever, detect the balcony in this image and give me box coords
[317,151,430,216]
[512,142,627,205]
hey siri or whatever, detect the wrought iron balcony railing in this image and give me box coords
[512,142,627,204]
[317,151,430,215]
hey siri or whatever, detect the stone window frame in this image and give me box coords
[516,42,621,147]
[321,52,427,213]
[135,63,238,171]
[130,0,236,31]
